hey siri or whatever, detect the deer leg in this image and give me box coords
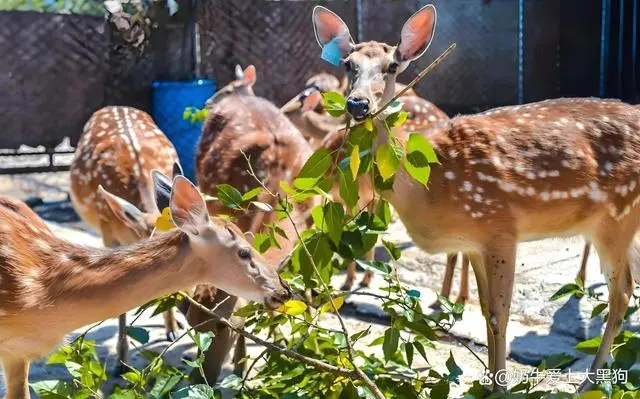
[455,255,470,305]
[579,222,637,392]
[340,261,357,291]
[430,253,457,309]
[359,249,375,287]
[163,309,180,342]
[473,238,517,392]
[232,334,247,377]
[577,241,591,286]
[192,322,236,384]
[100,226,128,374]
[466,252,494,373]
[2,358,30,399]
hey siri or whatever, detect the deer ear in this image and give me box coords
[235,64,244,80]
[172,162,183,178]
[98,185,145,230]
[302,90,323,112]
[396,5,436,62]
[312,6,354,58]
[243,65,256,88]
[170,176,209,235]
[152,170,173,212]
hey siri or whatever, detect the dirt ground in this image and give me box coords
[0,172,638,398]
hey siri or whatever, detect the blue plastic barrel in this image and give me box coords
[151,79,215,182]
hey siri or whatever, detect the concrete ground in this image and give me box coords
[0,172,637,398]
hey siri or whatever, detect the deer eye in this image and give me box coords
[388,62,399,74]
[238,247,252,260]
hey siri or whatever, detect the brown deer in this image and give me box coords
[204,64,256,109]
[312,5,640,392]
[191,67,316,384]
[70,105,181,370]
[0,176,292,399]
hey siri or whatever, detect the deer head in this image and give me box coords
[205,64,257,108]
[168,175,292,307]
[312,5,436,120]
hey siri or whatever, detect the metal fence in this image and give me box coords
[0,0,638,174]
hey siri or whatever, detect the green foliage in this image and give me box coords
[183,107,209,124]
[37,83,640,399]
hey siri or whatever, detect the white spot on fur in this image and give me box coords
[444,171,455,180]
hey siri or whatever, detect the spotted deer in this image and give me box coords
[70,106,181,371]
[191,69,316,384]
[313,5,640,392]
[0,176,292,399]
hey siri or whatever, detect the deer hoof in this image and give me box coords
[358,280,371,288]
[428,301,442,311]
[166,330,178,342]
[340,283,353,291]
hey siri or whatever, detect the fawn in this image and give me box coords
[192,66,317,384]
[312,5,640,392]
[0,175,291,399]
[70,105,181,371]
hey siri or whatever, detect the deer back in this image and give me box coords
[196,94,315,259]
[387,98,640,252]
[70,106,179,243]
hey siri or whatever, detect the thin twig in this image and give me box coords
[372,42,457,119]
[179,292,359,379]
[347,290,488,370]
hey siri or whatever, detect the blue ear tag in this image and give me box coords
[321,38,342,66]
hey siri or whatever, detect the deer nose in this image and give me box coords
[346,98,370,120]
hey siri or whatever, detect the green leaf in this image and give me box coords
[430,380,450,399]
[591,303,608,319]
[339,381,360,399]
[383,239,401,260]
[126,326,149,345]
[320,296,345,314]
[405,342,414,366]
[30,380,72,399]
[338,169,359,211]
[183,357,204,368]
[322,91,347,117]
[446,351,463,383]
[292,233,333,283]
[382,327,400,362]
[386,100,404,114]
[216,184,243,210]
[298,148,332,181]
[575,335,603,355]
[350,327,371,342]
[376,143,401,181]
[386,110,409,127]
[241,186,263,201]
[172,384,216,399]
[121,370,142,384]
[276,299,308,316]
[149,373,183,398]
[322,202,345,245]
[253,232,271,253]
[193,331,214,352]
[406,289,421,298]
[550,283,583,301]
[363,118,374,131]
[350,145,361,178]
[413,339,432,363]
[355,259,391,275]
[404,133,437,186]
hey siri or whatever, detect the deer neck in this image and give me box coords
[32,231,199,328]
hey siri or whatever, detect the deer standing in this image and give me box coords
[70,106,181,370]
[312,5,640,392]
[190,66,317,384]
[0,175,292,399]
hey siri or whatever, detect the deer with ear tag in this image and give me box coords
[313,5,640,392]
